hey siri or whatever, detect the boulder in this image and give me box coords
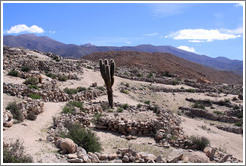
[55,137,77,154]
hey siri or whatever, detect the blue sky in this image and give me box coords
[3,2,244,60]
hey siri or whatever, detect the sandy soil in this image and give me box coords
[3,67,243,163]
[180,116,243,160]
[3,102,66,163]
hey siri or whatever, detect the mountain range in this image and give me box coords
[3,34,243,75]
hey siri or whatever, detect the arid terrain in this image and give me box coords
[2,46,243,163]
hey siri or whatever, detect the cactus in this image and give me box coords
[99,59,115,108]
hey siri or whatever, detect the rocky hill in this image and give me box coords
[3,46,243,163]
[82,51,242,85]
[3,34,243,74]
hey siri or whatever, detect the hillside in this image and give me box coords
[3,34,243,74]
[83,51,242,85]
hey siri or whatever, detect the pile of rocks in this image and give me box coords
[215,124,243,134]
[96,109,181,137]
[3,99,44,128]
[3,46,83,74]
[3,82,106,102]
[179,107,242,123]
[3,109,14,127]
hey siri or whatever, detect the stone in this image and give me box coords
[122,155,129,162]
[204,146,216,159]
[99,154,108,160]
[129,156,136,162]
[219,154,231,163]
[67,158,83,163]
[155,155,163,163]
[88,152,100,163]
[108,154,117,160]
[147,159,155,163]
[67,153,77,159]
[55,137,77,154]
[112,159,123,163]
[183,151,210,163]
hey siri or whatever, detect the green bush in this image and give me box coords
[190,136,210,151]
[236,112,243,119]
[28,85,39,89]
[213,110,223,115]
[3,139,33,163]
[61,123,102,153]
[137,73,143,77]
[8,70,19,77]
[117,108,124,112]
[24,77,38,85]
[92,113,103,124]
[29,93,42,99]
[77,86,87,92]
[21,66,31,72]
[62,101,85,114]
[96,86,105,91]
[234,121,243,127]
[172,80,179,85]
[144,100,150,105]
[162,71,174,77]
[192,102,205,109]
[137,103,142,108]
[57,74,68,81]
[121,103,129,110]
[147,72,153,78]
[6,102,23,122]
[120,89,129,94]
[187,89,195,93]
[46,72,57,79]
[27,112,37,121]
[64,88,78,95]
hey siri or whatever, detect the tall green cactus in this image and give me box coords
[99,59,115,108]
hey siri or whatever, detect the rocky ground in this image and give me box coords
[2,46,244,163]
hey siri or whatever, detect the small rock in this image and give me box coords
[67,153,77,159]
[122,155,129,162]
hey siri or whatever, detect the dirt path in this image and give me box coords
[3,102,66,163]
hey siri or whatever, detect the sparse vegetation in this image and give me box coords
[57,74,68,81]
[213,110,223,115]
[121,103,129,110]
[60,123,102,153]
[147,72,153,78]
[120,89,129,94]
[144,100,150,105]
[6,102,23,122]
[137,103,142,108]
[187,89,195,93]
[46,72,57,79]
[162,71,174,77]
[189,136,210,151]
[77,86,87,92]
[192,102,205,109]
[64,88,78,95]
[24,77,38,85]
[62,101,85,114]
[21,66,31,72]
[3,139,33,163]
[234,121,243,127]
[96,86,105,91]
[28,85,39,89]
[29,93,42,99]
[117,107,124,112]
[8,70,19,77]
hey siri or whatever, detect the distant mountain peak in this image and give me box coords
[80,43,95,47]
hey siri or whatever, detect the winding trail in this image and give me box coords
[3,102,67,163]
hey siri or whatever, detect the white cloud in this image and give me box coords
[145,32,158,36]
[177,46,196,53]
[166,28,241,42]
[6,24,44,34]
[150,3,191,16]
[49,30,56,34]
